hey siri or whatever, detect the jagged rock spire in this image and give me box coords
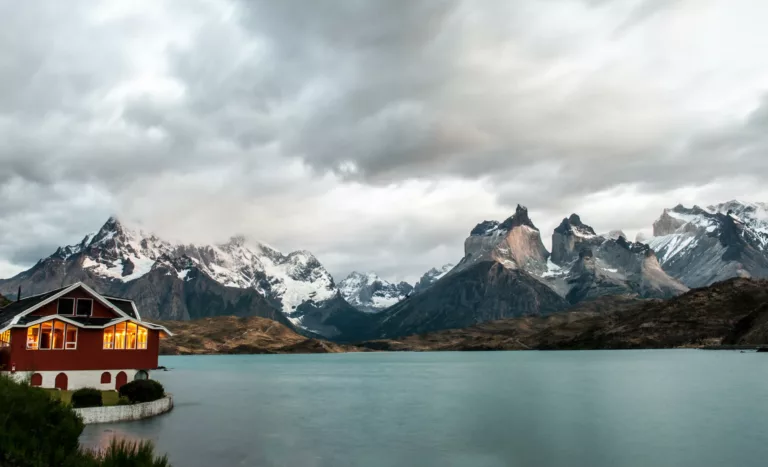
[499,204,538,231]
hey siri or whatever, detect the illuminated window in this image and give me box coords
[76,299,93,316]
[52,321,65,350]
[114,322,126,350]
[0,330,10,347]
[103,326,115,349]
[40,322,53,350]
[65,325,78,350]
[57,298,75,315]
[137,326,148,350]
[26,326,40,350]
[126,322,137,349]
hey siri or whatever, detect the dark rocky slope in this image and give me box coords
[374,261,569,339]
[551,215,688,303]
[361,278,768,350]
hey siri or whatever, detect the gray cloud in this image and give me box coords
[1,0,767,282]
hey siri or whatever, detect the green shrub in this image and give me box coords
[117,396,132,406]
[0,375,171,466]
[0,375,84,467]
[72,387,103,408]
[118,380,165,403]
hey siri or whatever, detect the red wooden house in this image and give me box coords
[0,282,171,391]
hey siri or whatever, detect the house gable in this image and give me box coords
[0,283,133,330]
[30,287,119,319]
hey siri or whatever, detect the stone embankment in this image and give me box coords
[74,395,173,424]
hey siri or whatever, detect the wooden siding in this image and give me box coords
[6,326,160,372]
[29,288,119,319]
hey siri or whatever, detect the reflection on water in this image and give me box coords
[84,426,148,451]
[80,351,768,467]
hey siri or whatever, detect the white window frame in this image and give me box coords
[39,321,53,350]
[137,325,148,350]
[51,320,66,350]
[76,298,93,317]
[26,325,40,350]
[57,297,75,315]
[64,324,78,350]
[103,325,115,350]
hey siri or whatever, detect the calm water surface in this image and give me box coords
[81,351,768,467]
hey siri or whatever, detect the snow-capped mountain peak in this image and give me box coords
[63,217,339,324]
[648,201,768,288]
[339,271,413,313]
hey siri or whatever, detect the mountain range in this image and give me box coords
[649,201,768,287]
[361,277,768,351]
[1,200,767,342]
[338,264,454,313]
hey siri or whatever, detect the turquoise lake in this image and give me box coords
[80,350,768,467]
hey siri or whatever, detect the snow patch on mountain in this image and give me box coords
[648,200,768,288]
[66,217,340,320]
[649,234,698,265]
[260,250,336,314]
[541,258,564,278]
[413,264,455,293]
[339,271,412,313]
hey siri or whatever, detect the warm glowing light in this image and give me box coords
[114,322,127,349]
[39,322,52,350]
[0,330,11,347]
[52,321,65,350]
[137,326,148,349]
[26,326,40,350]
[103,326,115,349]
[127,322,137,349]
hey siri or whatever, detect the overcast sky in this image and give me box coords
[2,0,768,283]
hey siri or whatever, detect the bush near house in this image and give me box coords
[118,380,165,404]
[71,388,103,408]
[0,375,170,467]
[0,374,84,466]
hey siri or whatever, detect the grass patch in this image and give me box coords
[43,389,120,406]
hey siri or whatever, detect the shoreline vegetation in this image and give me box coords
[157,278,768,355]
[0,375,170,467]
[43,388,121,406]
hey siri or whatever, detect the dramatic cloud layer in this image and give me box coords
[2,0,768,281]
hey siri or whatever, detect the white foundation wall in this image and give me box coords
[1,369,144,390]
[75,395,173,424]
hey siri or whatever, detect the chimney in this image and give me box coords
[17,286,21,302]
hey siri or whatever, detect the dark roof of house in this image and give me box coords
[0,286,141,329]
[103,297,138,319]
[0,286,70,329]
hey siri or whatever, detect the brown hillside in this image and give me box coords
[156,316,361,355]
